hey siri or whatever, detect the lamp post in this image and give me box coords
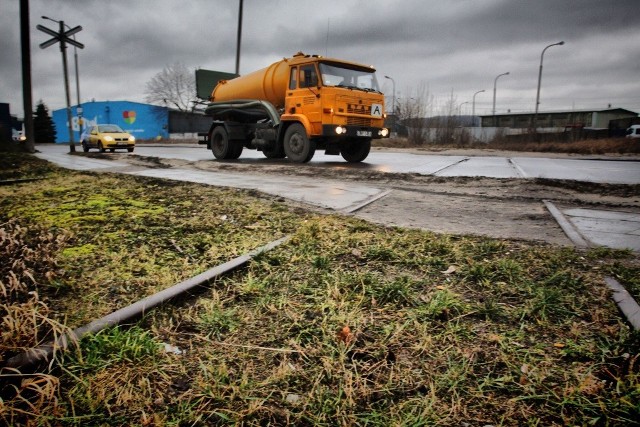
[384,75,396,115]
[492,72,509,120]
[458,101,469,117]
[533,41,564,131]
[472,89,485,127]
[42,15,82,140]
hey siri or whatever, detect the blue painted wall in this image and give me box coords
[52,100,168,143]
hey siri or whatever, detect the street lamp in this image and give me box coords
[472,89,485,127]
[42,15,82,139]
[384,75,396,115]
[534,41,564,130]
[492,72,509,117]
[458,101,469,117]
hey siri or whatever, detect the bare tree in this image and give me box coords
[396,82,433,145]
[145,62,197,112]
[434,89,458,145]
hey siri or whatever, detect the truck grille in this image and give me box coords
[347,117,372,126]
[347,104,371,115]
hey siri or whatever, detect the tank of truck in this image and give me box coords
[211,58,291,109]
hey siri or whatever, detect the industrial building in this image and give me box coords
[480,107,638,131]
[52,100,211,143]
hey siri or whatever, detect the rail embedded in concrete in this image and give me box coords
[544,200,639,331]
[2,236,291,370]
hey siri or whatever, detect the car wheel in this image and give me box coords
[284,123,315,163]
[341,138,371,163]
[98,142,105,153]
[127,147,134,153]
[110,148,115,153]
[82,141,89,152]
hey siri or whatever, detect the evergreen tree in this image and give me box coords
[33,101,57,143]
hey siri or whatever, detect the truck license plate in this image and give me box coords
[357,130,372,137]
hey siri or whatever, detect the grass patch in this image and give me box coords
[1,152,639,426]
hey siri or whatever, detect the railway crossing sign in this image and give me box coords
[37,20,84,152]
[37,24,84,50]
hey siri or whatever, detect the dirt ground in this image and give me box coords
[121,147,640,247]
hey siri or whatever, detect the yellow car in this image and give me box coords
[82,124,135,153]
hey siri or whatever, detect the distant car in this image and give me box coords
[81,124,135,152]
[12,129,26,142]
[626,125,640,139]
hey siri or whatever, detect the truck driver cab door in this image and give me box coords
[286,64,321,129]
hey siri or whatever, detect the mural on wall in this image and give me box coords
[52,100,168,143]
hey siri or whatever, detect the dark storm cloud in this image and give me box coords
[1,0,639,117]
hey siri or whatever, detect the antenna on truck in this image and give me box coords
[325,18,330,57]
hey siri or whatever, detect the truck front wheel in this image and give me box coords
[341,138,371,163]
[284,124,316,163]
[211,127,242,160]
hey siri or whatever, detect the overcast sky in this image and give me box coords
[2,0,639,118]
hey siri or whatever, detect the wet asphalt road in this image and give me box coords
[134,144,640,184]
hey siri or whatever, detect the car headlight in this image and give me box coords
[129,136,136,142]
[104,136,114,142]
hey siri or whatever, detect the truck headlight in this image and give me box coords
[379,128,389,137]
[335,126,346,135]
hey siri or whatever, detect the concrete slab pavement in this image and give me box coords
[544,201,640,252]
[130,168,385,212]
[564,208,640,252]
[33,151,387,213]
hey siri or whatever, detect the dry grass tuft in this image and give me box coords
[1,219,72,425]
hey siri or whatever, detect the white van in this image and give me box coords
[626,124,640,139]
[12,128,26,142]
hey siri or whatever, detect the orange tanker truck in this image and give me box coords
[202,52,389,163]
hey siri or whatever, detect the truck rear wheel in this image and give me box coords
[284,123,315,163]
[341,138,371,163]
[211,127,242,160]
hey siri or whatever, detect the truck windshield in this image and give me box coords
[318,62,380,92]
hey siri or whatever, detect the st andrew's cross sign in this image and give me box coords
[37,24,84,50]
[37,21,83,151]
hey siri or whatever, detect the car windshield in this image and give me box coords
[318,62,380,92]
[99,125,124,133]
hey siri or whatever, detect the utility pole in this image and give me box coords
[235,0,243,75]
[19,0,35,153]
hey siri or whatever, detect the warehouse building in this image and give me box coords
[52,100,212,143]
[480,107,638,131]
